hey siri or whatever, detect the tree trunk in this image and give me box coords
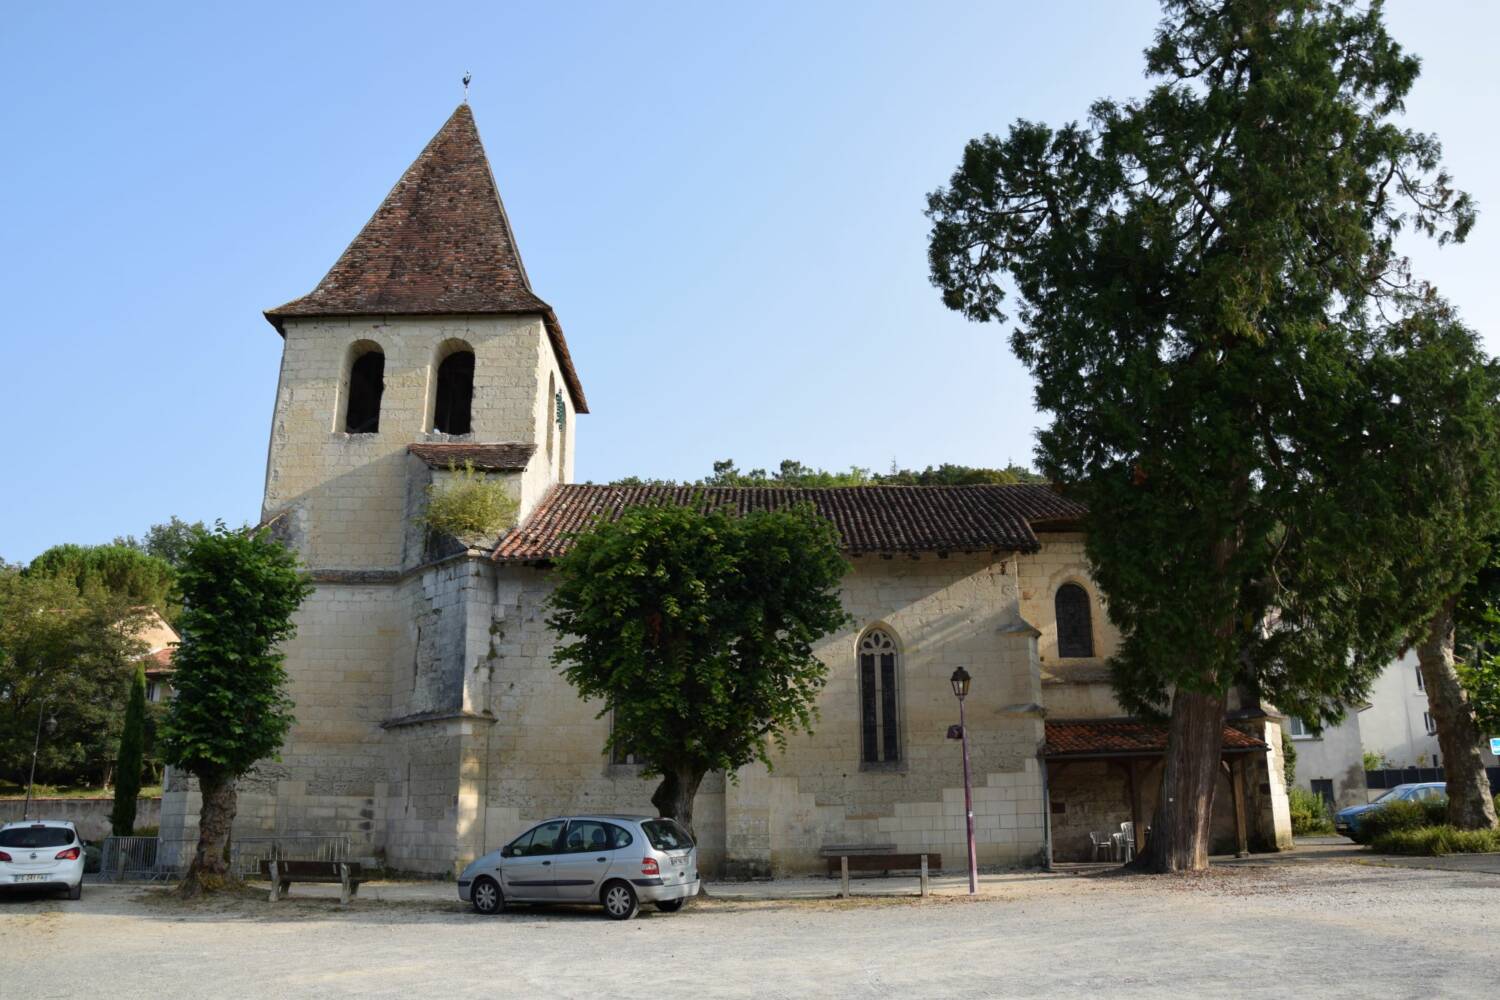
[1137,688,1227,873]
[1416,602,1499,830]
[180,770,238,896]
[650,762,705,842]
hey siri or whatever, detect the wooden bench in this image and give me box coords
[820,845,941,898]
[259,859,363,904]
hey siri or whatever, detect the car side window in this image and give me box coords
[509,820,565,857]
[562,821,612,854]
[605,823,633,850]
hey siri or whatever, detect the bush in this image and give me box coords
[420,461,519,542]
[1355,797,1450,844]
[1371,825,1500,856]
[1288,786,1334,835]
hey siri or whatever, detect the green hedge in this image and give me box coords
[1288,786,1334,835]
[1355,798,1448,843]
[1371,825,1500,856]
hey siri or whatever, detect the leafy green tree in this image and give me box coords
[0,566,148,787]
[111,664,148,835]
[116,515,208,569]
[547,502,851,836]
[926,0,1487,869]
[27,544,176,619]
[610,459,1046,488]
[161,523,312,894]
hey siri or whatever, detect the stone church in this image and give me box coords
[159,104,1293,876]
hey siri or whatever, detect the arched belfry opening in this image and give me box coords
[344,343,385,434]
[434,347,475,435]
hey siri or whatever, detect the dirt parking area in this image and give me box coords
[3,860,1496,998]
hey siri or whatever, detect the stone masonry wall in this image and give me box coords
[263,314,557,571]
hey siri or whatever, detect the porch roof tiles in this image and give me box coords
[1043,719,1265,759]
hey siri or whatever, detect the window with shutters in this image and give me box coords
[1055,583,1095,658]
[858,628,901,765]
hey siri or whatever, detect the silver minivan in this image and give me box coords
[458,814,699,920]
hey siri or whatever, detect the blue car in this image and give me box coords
[1333,782,1446,840]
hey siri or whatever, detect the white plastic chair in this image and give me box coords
[1088,831,1115,861]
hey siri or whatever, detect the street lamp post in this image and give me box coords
[950,667,978,894]
[23,698,55,822]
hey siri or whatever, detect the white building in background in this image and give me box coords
[1281,712,1367,810]
[1286,652,1499,811]
[1358,651,1443,769]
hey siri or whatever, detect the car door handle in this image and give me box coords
[541,860,551,866]
[596,857,608,863]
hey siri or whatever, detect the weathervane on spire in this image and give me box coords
[462,71,472,103]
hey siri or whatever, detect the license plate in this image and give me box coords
[671,857,686,867]
[14,874,49,882]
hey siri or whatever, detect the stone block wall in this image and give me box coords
[264,314,565,571]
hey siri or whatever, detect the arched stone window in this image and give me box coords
[433,348,475,435]
[343,344,384,434]
[859,628,901,764]
[1055,583,1095,658]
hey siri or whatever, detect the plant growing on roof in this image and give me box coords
[546,501,851,839]
[420,461,520,543]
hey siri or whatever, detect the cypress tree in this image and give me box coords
[111,664,148,836]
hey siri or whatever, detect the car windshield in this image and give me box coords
[642,819,693,850]
[1372,786,1413,803]
[0,826,74,848]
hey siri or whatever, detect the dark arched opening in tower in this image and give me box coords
[345,349,385,434]
[434,350,475,435]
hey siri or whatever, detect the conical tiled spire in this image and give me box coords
[266,104,586,410]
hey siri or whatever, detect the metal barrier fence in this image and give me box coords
[228,836,349,879]
[97,835,350,882]
[97,837,195,882]
[1366,766,1500,793]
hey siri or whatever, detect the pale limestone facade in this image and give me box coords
[160,313,1292,873]
[159,105,1294,875]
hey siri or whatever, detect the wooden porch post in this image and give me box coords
[1231,756,1249,858]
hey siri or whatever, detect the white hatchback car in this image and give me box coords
[0,820,85,900]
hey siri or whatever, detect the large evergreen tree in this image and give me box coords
[927,0,1492,869]
[160,524,311,894]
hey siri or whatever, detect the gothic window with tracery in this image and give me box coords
[859,628,900,764]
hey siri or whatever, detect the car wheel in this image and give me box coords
[601,881,639,920]
[471,876,503,915]
[68,882,82,901]
[655,897,685,913]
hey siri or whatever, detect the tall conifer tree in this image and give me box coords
[927,0,1497,868]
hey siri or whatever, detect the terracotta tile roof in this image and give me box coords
[408,442,535,472]
[1043,720,1266,758]
[265,104,588,412]
[141,647,174,674]
[494,484,1087,560]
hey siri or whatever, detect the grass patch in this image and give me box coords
[0,783,162,800]
[1370,825,1500,856]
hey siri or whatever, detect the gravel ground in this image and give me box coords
[4,860,1497,998]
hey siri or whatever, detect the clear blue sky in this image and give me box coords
[2,2,1496,563]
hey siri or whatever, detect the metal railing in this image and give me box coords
[228,836,349,878]
[97,837,195,882]
[97,835,351,882]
